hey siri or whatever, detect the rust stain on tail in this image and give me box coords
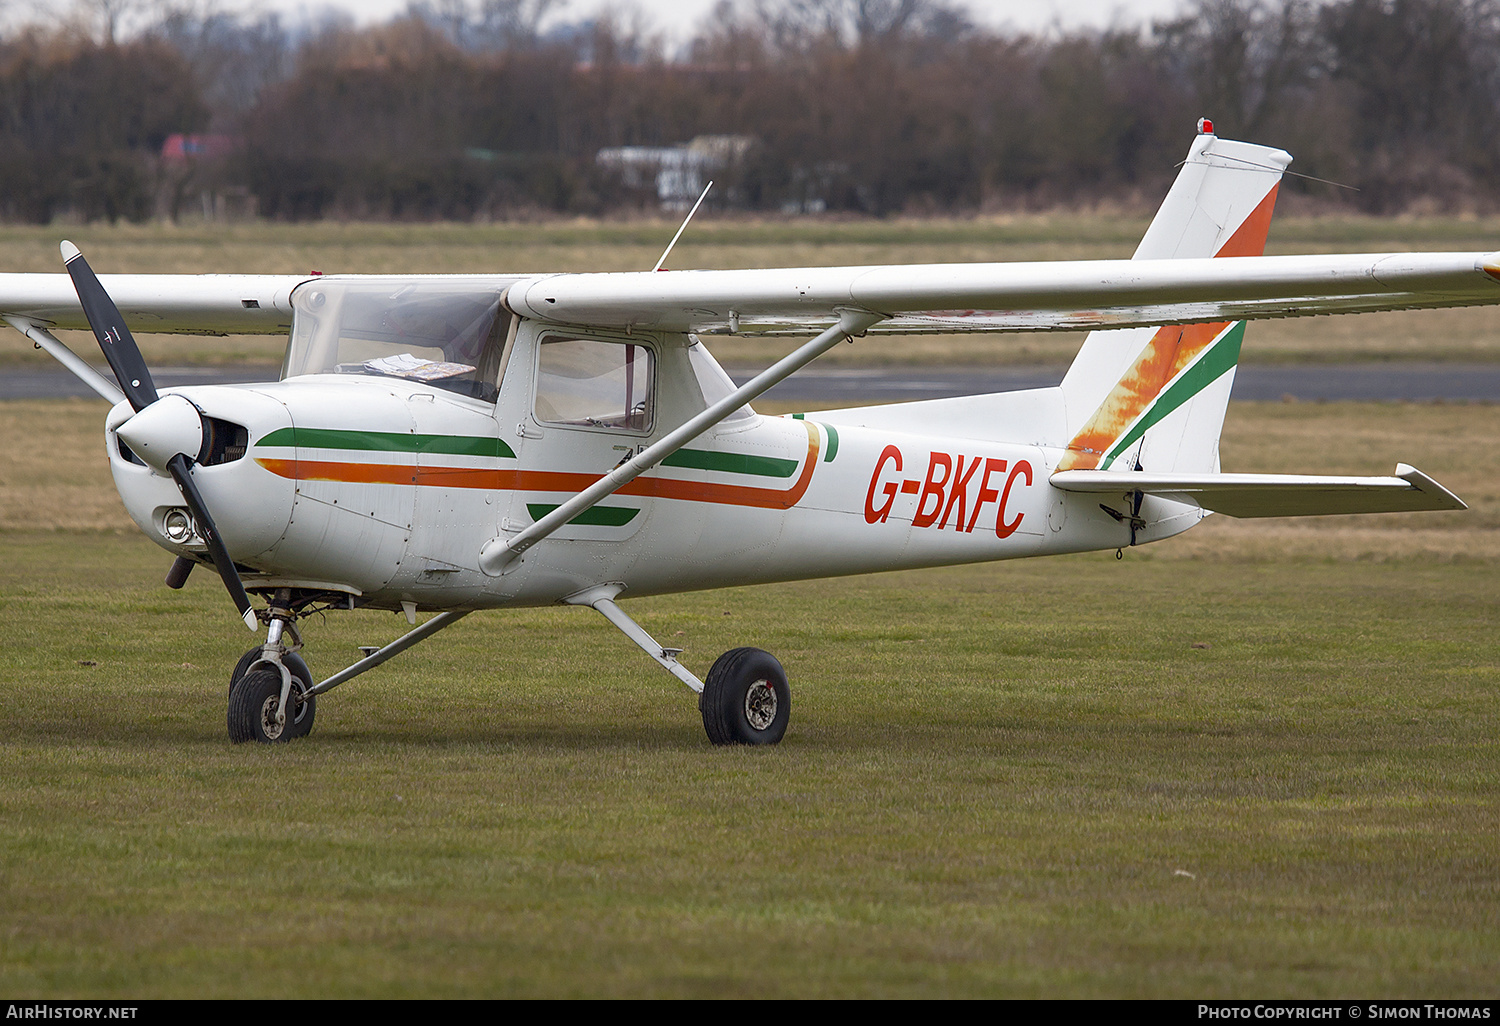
[1057,183,1280,472]
[1058,321,1228,470]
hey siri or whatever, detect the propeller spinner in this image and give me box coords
[63,241,258,631]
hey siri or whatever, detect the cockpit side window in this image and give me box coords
[534,336,654,433]
[284,281,512,403]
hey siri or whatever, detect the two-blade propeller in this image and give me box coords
[63,241,258,631]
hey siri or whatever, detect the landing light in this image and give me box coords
[163,508,196,544]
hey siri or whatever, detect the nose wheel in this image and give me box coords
[227,595,318,743]
[228,665,316,742]
[231,646,312,697]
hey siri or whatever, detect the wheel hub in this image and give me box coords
[744,679,777,731]
[258,695,285,741]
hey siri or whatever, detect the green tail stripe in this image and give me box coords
[526,503,640,527]
[661,448,799,478]
[257,427,516,459]
[1104,322,1246,465]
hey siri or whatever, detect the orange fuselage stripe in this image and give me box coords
[255,422,821,512]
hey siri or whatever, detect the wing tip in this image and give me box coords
[1395,463,1468,511]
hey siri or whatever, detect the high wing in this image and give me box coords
[501,251,1500,337]
[0,272,309,334]
[0,256,1497,340]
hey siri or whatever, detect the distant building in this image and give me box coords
[158,134,252,221]
[596,135,754,210]
[160,134,236,163]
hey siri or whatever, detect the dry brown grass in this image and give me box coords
[0,398,132,531]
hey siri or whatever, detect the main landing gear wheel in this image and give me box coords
[699,647,790,746]
[227,665,316,743]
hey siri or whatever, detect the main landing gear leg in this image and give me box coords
[564,585,790,747]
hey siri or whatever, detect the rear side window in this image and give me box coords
[534,337,654,432]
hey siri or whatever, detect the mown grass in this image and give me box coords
[0,398,1497,997]
[2,215,1499,369]
[1,540,1496,997]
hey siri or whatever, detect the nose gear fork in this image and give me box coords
[244,589,304,728]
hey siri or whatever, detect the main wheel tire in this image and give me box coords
[699,647,789,746]
[227,665,316,743]
[230,647,312,698]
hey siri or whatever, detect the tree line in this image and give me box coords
[2,0,1499,222]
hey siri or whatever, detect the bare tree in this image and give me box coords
[755,0,970,52]
[47,0,159,43]
[404,0,565,50]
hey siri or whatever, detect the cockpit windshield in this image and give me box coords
[283,280,512,402]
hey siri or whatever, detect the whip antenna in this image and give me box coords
[652,180,712,272]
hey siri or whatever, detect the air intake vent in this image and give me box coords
[199,416,249,466]
[117,435,145,466]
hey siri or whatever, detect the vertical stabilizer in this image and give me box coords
[1057,128,1290,474]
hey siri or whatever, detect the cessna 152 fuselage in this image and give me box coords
[4,124,1496,745]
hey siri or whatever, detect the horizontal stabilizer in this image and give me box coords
[1050,464,1466,518]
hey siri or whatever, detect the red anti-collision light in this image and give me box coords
[1198,117,1214,135]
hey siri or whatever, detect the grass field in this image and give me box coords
[1,397,1497,997]
[2,215,1499,369]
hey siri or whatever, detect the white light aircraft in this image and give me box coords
[5,123,1495,744]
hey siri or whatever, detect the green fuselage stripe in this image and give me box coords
[526,503,640,527]
[257,427,516,459]
[820,423,839,462]
[661,447,799,478]
[258,432,797,479]
[1105,322,1246,465]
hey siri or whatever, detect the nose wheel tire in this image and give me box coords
[700,647,790,746]
[228,665,316,743]
[230,647,312,698]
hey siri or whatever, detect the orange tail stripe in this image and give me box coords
[1213,183,1280,259]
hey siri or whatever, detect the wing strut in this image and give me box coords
[478,306,884,575]
[4,315,126,405]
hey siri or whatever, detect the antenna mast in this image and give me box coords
[652,180,713,272]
